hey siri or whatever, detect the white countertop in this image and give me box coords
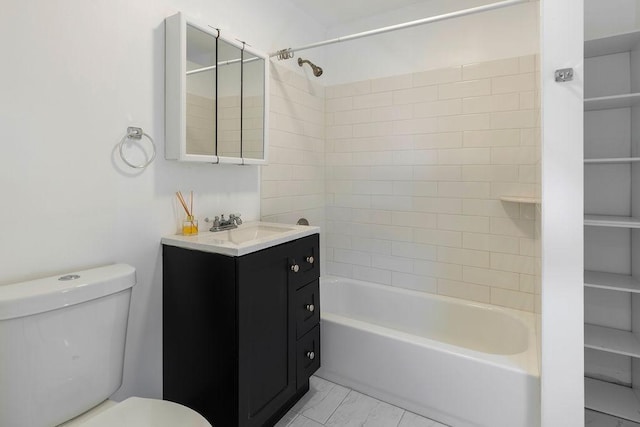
[161,221,320,256]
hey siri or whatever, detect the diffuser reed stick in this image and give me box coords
[176,191,198,235]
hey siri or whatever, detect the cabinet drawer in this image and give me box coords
[297,325,320,385]
[295,280,320,339]
[288,235,320,289]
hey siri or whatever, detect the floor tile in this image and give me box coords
[325,390,405,427]
[399,411,446,427]
[274,409,299,427]
[585,409,640,427]
[291,376,350,424]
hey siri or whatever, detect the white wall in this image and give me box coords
[0,0,325,400]
[585,0,640,40]
[540,0,584,425]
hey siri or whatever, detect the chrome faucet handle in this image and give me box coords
[230,213,242,225]
[204,216,221,227]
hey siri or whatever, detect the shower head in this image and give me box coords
[298,57,323,77]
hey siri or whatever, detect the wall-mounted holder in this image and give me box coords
[555,68,574,82]
[119,126,156,169]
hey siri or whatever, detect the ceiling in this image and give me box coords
[288,0,430,28]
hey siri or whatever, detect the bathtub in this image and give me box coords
[316,275,539,427]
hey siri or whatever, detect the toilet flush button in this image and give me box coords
[58,274,81,281]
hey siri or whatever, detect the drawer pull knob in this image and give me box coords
[291,264,300,273]
[306,256,314,264]
[306,351,315,360]
[305,304,315,312]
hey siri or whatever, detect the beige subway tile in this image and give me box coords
[351,209,393,225]
[491,182,536,199]
[519,91,535,109]
[371,195,413,210]
[439,79,491,100]
[520,204,536,221]
[371,74,413,93]
[351,237,393,254]
[393,181,439,197]
[519,274,535,293]
[462,93,520,114]
[492,73,535,94]
[261,164,293,181]
[326,152,353,166]
[326,262,353,277]
[438,148,491,165]
[490,253,535,274]
[352,181,394,195]
[393,118,439,135]
[462,199,520,218]
[518,165,537,183]
[520,128,538,146]
[413,132,463,149]
[437,214,490,232]
[330,166,370,180]
[491,146,537,164]
[369,224,413,241]
[463,129,520,147]
[463,266,519,290]
[413,66,462,87]
[326,125,353,139]
[414,260,463,280]
[372,254,414,273]
[353,121,394,137]
[334,109,373,125]
[334,194,371,209]
[462,165,519,182]
[393,85,439,104]
[438,247,490,268]
[326,180,353,194]
[462,58,520,80]
[491,110,536,129]
[438,113,491,132]
[437,279,490,303]
[490,288,534,311]
[261,197,293,216]
[519,55,536,73]
[392,212,437,228]
[413,228,462,247]
[490,217,534,237]
[413,165,462,181]
[438,182,491,199]
[393,150,439,165]
[292,165,324,181]
[352,151,391,166]
[391,241,438,260]
[326,80,371,99]
[370,165,413,180]
[414,197,463,214]
[326,232,352,249]
[353,266,392,285]
[519,238,535,256]
[353,92,393,109]
[462,232,520,254]
[326,96,354,112]
[414,99,462,117]
[333,249,371,267]
[371,105,414,122]
[392,272,438,293]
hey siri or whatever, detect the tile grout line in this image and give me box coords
[321,386,354,426]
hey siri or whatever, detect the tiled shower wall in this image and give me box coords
[261,63,326,236]
[324,56,539,312]
[263,56,540,312]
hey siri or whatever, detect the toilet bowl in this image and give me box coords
[0,264,211,427]
[60,397,210,427]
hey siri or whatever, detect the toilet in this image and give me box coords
[0,263,211,427]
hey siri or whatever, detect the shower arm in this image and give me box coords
[270,0,528,58]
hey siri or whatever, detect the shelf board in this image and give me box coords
[585,270,640,293]
[585,377,640,423]
[584,215,640,228]
[585,323,640,358]
[585,29,640,58]
[585,157,640,164]
[499,196,540,204]
[585,93,640,111]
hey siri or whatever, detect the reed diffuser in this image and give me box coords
[176,191,198,235]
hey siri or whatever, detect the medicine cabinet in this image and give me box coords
[165,12,269,164]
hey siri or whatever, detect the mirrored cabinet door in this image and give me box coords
[165,12,269,164]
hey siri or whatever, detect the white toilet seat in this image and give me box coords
[77,397,211,427]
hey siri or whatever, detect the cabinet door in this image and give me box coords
[288,234,320,289]
[237,243,296,427]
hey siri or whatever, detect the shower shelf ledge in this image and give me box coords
[499,196,540,204]
[585,377,640,423]
[584,323,640,358]
[584,270,640,293]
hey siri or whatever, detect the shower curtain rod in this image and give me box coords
[270,0,528,58]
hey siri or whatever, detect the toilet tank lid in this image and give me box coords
[0,264,136,320]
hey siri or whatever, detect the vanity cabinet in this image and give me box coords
[162,234,320,427]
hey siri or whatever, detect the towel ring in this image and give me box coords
[119,127,156,169]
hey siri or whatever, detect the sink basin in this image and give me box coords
[161,221,319,256]
[207,224,295,244]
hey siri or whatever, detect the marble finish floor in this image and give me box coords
[585,409,640,427]
[275,376,448,427]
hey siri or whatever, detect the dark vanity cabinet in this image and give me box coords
[163,234,320,427]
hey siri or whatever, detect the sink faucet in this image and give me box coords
[205,213,242,232]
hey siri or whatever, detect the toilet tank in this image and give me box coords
[0,264,136,427]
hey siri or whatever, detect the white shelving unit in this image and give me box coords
[584,28,640,422]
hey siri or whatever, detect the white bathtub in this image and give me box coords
[316,276,540,427]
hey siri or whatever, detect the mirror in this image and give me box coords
[165,12,269,164]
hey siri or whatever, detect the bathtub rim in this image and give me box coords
[320,274,539,378]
